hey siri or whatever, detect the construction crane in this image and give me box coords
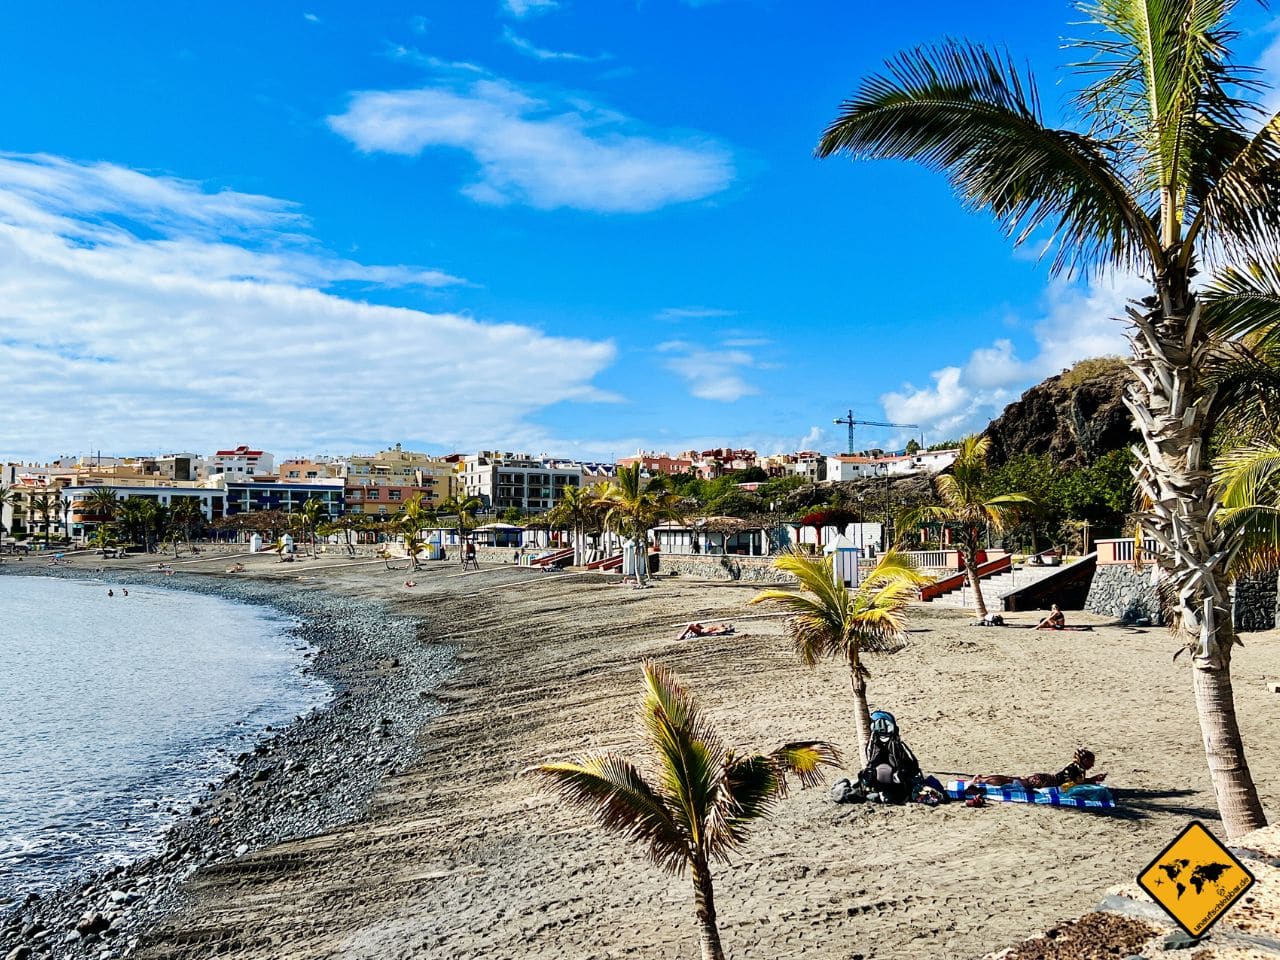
[833,410,919,455]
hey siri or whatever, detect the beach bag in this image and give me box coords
[858,711,921,804]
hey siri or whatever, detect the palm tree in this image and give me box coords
[545,484,595,564]
[82,487,121,542]
[30,491,57,546]
[816,3,1280,835]
[598,464,684,585]
[299,497,330,558]
[750,549,932,758]
[170,497,204,553]
[897,436,1032,619]
[439,493,483,553]
[532,661,839,960]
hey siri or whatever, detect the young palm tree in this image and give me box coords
[816,1,1280,835]
[897,435,1032,619]
[439,494,483,553]
[170,497,204,553]
[750,549,932,758]
[82,487,121,542]
[532,661,839,960]
[598,464,684,585]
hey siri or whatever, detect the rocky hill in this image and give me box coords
[983,357,1137,468]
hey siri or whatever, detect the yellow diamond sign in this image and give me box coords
[1137,820,1255,938]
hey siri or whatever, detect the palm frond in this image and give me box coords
[1204,262,1280,341]
[817,40,1157,274]
[531,756,688,873]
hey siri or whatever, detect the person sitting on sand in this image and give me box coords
[404,580,417,588]
[1036,604,1066,630]
[970,748,1106,790]
[677,622,735,641]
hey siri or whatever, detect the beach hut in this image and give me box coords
[474,523,523,548]
[823,533,860,586]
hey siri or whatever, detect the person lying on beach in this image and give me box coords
[404,580,417,588]
[969,748,1106,789]
[677,622,735,641]
[1036,604,1066,630]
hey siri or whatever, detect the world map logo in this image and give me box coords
[1138,821,1255,938]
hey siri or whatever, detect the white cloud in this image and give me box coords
[656,306,736,321]
[658,340,760,401]
[503,0,560,16]
[879,273,1146,442]
[0,152,616,461]
[303,12,320,22]
[327,78,734,213]
[502,26,609,62]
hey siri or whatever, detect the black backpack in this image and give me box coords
[858,710,921,804]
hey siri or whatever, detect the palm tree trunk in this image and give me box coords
[690,856,726,960]
[1127,283,1266,837]
[850,660,872,764]
[959,541,988,619]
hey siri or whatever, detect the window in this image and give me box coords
[389,490,401,501]
[367,489,380,500]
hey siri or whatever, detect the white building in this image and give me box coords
[826,456,881,482]
[461,452,584,514]
[826,448,959,481]
[209,446,275,478]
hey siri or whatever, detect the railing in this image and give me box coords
[905,550,959,570]
[1095,538,1158,565]
[919,554,1012,601]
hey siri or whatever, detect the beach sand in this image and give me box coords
[99,556,1280,960]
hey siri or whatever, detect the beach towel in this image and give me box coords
[945,779,1115,810]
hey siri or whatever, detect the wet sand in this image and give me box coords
[15,551,1280,959]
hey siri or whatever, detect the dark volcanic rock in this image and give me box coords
[984,357,1136,468]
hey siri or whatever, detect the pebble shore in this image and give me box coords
[0,568,455,960]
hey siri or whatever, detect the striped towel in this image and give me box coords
[946,779,1115,810]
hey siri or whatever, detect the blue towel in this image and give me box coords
[946,779,1115,810]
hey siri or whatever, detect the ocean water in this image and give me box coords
[0,576,327,908]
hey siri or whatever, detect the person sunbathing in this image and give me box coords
[677,622,735,641]
[970,748,1106,789]
[1036,604,1066,630]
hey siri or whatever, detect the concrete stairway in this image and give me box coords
[925,561,1073,609]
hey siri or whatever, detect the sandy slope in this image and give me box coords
[124,559,1280,960]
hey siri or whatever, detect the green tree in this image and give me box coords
[170,497,204,552]
[439,494,483,552]
[598,463,684,585]
[545,484,598,564]
[0,485,15,543]
[817,2,1280,834]
[532,662,839,960]
[899,436,1032,618]
[750,550,932,757]
[30,491,60,546]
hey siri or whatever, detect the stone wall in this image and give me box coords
[1085,565,1163,625]
[1233,575,1278,632]
[1085,564,1279,631]
[656,555,795,584]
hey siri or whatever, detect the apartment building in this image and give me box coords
[344,444,454,515]
[209,446,274,478]
[460,452,583,514]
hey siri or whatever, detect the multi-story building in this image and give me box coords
[209,446,274,478]
[278,459,345,483]
[344,444,454,515]
[224,478,344,518]
[678,448,758,480]
[461,452,584,514]
[616,451,695,477]
[62,478,227,540]
[826,448,959,482]
[760,451,826,482]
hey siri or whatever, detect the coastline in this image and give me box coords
[0,564,456,960]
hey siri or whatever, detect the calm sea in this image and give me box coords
[0,576,326,908]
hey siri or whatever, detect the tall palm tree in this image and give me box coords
[82,487,121,542]
[30,491,57,546]
[532,661,839,960]
[299,497,330,558]
[750,549,932,758]
[816,1,1280,835]
[545,484,594,564]
[170,497,204,553]
[598,464,684,585]
[897,435,1032,619]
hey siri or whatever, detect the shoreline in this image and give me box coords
[0,565,456,960]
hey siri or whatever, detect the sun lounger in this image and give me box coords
[945,779,1115,810]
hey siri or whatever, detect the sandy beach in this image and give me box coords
[8,553,1280,959]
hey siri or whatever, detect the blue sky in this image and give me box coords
[2,1,1278,463]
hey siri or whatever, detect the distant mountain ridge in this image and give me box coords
[983,357,1137,468]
